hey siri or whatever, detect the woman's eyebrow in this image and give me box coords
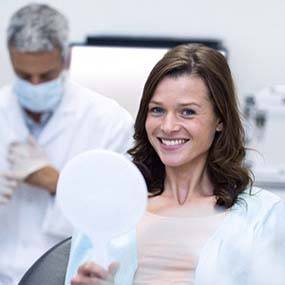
[178,102,201,107]
[149,100,163,105]
[149,101,202,108]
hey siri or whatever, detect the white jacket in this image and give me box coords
[65,188,285,285]
[0,80,134,285]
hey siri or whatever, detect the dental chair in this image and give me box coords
[19,237,71,285]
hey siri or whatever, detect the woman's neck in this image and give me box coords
[164,160,214,205]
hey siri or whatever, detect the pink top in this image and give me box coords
[133,211,226,285]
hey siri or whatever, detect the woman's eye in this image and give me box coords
[181,108,196,117]
[149,106,164,115]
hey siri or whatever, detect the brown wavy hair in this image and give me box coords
[128,43,252,208]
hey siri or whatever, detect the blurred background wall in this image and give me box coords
[0,0,285,98]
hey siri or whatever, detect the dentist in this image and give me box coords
[0,4,133,285]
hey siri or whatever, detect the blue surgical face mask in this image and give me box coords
[13,74,65,113]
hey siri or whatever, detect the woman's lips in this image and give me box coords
[158,137,189,151]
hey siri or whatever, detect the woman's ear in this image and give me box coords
[216,121,223,132]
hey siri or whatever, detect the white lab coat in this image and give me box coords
[65,188,285,285]
[0,80,134,285]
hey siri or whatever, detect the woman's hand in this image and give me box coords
[71,261,119,285]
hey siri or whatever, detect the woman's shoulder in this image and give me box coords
[215,187,285,241]
[240,186,282,207]
[231,186,284,221]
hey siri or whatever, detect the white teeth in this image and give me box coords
[161,139,187,146]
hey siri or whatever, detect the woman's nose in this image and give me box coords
[160,113,180,133]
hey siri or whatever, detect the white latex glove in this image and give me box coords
[7,136,51,180]
[0,172,20,204]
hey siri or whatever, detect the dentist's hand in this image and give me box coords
[0,172,20,204]
[8,136,59,194]
[71,261,119,285]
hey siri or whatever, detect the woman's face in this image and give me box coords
[145,74,222,169]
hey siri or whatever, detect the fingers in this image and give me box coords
[0,196,9,204]
[1,187,13,198]
[77,262,109,279]
[8,139,27,150]
[0,185,15,205]
[9,136,36,147]
[6,137,49,182]
[8,142,20,150]
[108,262,120,278]
[27,135,37,146]
[8,135,37,156]
[5,181,19,193]
[71,274,99,284]
[8,142,29,159]
[0,172,20,204]
[71,261,117,285]
[71,275,112,285]
[1,171,22,182]
[8,143,21,158]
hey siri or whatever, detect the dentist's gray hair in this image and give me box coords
[7,3,69,61]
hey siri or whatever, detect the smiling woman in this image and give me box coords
[131,44,249,208]
[66,44,285,285]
